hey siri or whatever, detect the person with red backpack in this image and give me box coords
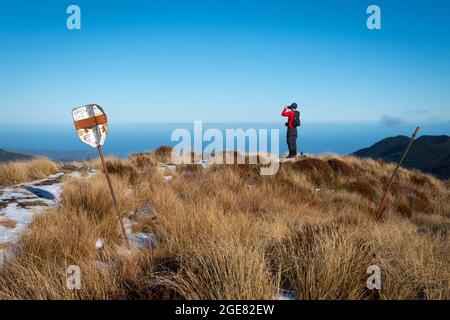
[281,102,301,158]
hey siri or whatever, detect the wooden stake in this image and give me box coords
[375,127,420,221]
[97,145,129,242]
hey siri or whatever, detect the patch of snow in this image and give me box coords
[0,170,92,267]
[128,232,156,248]
[277,290,297,300]
[122,217,156,249]
[47,173,64,179]
[95,239,104,250]
[164,164,176,171]
[163,175,173,182]
[1,203,36,237]
[198,158,213,168]
[279,158,296,163]
[0,188,34,201]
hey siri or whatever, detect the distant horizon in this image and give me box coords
[1,122,448,159]
[1,120,449,125]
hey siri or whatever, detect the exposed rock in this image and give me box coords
[24,186,56,201]
[17,200,49,209]
[33,176,63,186]
[128,232,156,248]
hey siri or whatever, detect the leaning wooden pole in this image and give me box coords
[375,127,420,221]
[97,145,129,242]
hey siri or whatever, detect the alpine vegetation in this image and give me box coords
[0,149,449,300]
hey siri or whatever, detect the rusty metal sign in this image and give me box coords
[72,104,108,148]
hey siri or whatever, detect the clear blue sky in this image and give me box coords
[0,0,449,124]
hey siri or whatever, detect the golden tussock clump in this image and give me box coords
[0,157,60,186]
[289,158,333,186]
[327,158,356,177]
[343,180,378,201]
[154,146,174,163]
[129,152,158,169]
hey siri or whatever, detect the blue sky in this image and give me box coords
[0,0,449,124]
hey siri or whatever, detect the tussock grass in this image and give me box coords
[343,180,378,201]
[0,157,60,186]
[290,158,333,186]
[129,152,158,169]
[327,158,356,176]
[0,152,448,300]
[154,146,173,163]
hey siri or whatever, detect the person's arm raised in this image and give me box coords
[281,107,291,117]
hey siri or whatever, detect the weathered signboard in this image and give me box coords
[72,104,108,148]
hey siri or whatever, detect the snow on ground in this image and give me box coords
[0,170,96,267]
[123,217,157,248]
[276,290,297,300]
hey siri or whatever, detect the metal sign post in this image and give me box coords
[72,104,129,242]
[375,126,420,221]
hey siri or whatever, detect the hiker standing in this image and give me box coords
[281,103,301,158]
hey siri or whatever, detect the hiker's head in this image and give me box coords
[288,103,298,110]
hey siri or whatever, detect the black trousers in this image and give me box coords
[287,127,298,157]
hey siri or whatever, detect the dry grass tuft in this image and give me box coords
[410,172,432,187]
[153,242,277,300]
[411,190,434,214]
[104,157,138,184]
[154,146,173,163]
[268,222,375,299]
[0,157,60,186]
[60,175,135,231]
[129,152,158,169]
[327,158,355,177]
[344,180,378,201]
[226,164,262,184]
[176,164,204,178]
[396,203,412,218]
[290,158,333,186]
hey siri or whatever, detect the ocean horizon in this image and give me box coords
[0,122,448,160]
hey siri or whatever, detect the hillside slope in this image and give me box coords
[0,149,32,163]
[353,135,450,179]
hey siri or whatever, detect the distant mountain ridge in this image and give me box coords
[353,135,450,180]
[0,149,33,162]
[5,149,97,162]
